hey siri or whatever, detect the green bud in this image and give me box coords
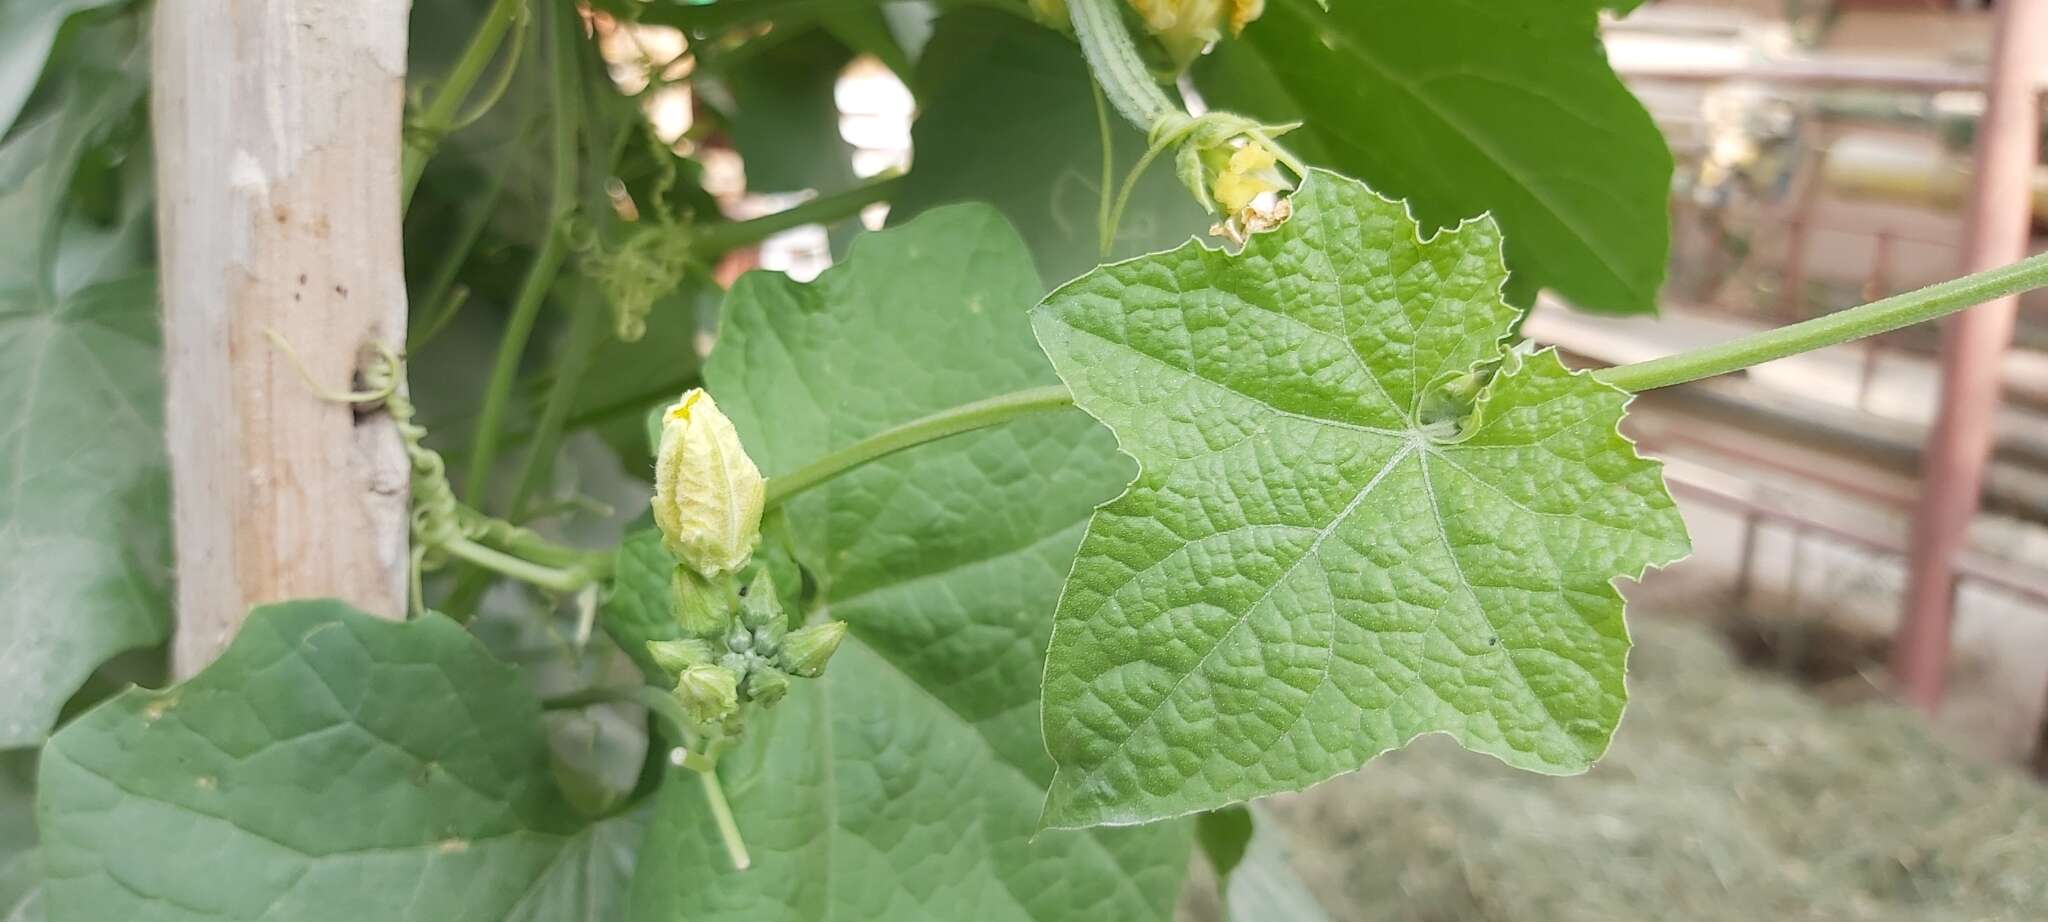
[670,565,732,639]
[738,570,785,634]
[744,666,792,709]
[778,620,848,678]
[646,638,716,676]
[672,664,741,727]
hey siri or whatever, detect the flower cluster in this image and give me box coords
[647,389,845,733]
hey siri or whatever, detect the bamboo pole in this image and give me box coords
[155,0,413,676]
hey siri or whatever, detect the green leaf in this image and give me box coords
[0,0,121,133]
[1196,0,1671,313]
[471,601,650,818]
[1031,171,1689,829]
[36,601,641,922]
[713,28,858,195]
[1215,805,1330,922]
[0,26,164,748]
[0,750,39,922]
[892,9,1209,287]
[625,204,1192,919]
[1195,805,1252,883]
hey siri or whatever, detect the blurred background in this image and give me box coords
[588,1,2048,917]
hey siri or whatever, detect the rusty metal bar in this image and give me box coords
[1663,476,2048,607]
[1893,0,2048,714]
[1615,57,2012,93]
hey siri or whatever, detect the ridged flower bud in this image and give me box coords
[673,664,741,727]
[778,620,849,679]
[670,565,732,639]
[744,667,792,709]
[651,389,765,578]
[738,571,786,634]
[647,638,717,676]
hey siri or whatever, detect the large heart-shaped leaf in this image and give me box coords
[625,204,1193,920]
[37,601,641,922]
[1033,171,1689,829]
[0,26,165,748]
[1197,0,1671,313]
[0,0,123,133]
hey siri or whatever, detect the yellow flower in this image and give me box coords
[651,389,765,578]
[1127,0,1265,67]
[1211,143,1286,215]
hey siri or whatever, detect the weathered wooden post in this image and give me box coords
[155,1,413,676]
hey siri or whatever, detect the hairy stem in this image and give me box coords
[765,385,1076,507]
[1066,0,1180,130]
[1596,251,2048,393]
[755,254,2048,515]
[462,6,581,506]
[401,0,526,205]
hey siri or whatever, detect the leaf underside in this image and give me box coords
[1033,170,1689,829]
[625,204,1192,921]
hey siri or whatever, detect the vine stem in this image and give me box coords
[1065,0,1180,131]
[1595,251,2048,393]
[401,0,525,205]
[755,254,2048,505]
[763,385,1077,507]
[699,769,752,871]
[462,5,580,506]
[690,174,905,255]
[441,537,592,593]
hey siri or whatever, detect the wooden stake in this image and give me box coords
[156,0,413,676]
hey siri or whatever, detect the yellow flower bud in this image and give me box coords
[652,389,765,578]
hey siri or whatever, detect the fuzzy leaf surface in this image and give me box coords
[1033,171,1689,828]
[626,204,1192,920]
[37,601,640,922]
